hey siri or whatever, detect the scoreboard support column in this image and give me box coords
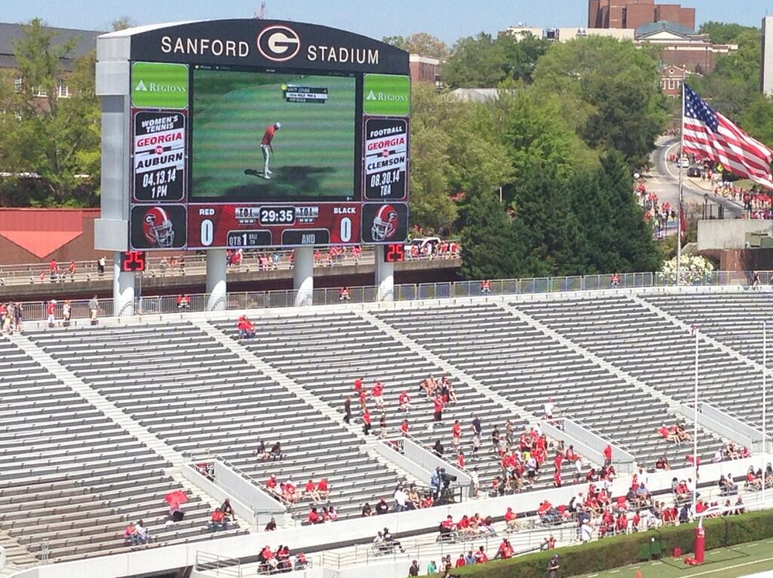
[113,251,136,316]
[206,249,228,312]
[293,247,314,307]
[375,246,395,302]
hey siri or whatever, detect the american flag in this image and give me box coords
[683,84,773,189]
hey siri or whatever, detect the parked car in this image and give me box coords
[687,165,703,177]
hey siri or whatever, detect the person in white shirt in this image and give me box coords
[470,467,480,497]
[580,520,593,542]
[543,399,556,420]
[393,487,408,512]
[135,519,149,544]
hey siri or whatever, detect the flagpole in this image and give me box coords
[677,75,686,286]
[692,326,699,514]
[764,321,768,504]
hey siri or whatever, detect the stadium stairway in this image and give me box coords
[376,300,721,470]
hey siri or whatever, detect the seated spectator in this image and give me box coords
[317,478,330,500]
[376,497,389,515]
[455,553,466,568]
[307,506,323,525]
[362,502,374,517]
[264,517,277,531]
[657,423,678,443]
[383,527,404,553]
[135,519,149,544]
[237,315,255,339]
[256,440,269,460]
[211,508,228,531]
[265,474,280,497]
[495,539,514,559]
[326,505,339,522]
[220,498,235,521]
[269,441,284,460]
[479,515,497,536]
[304,479,321,503]
[655,455,670,471]
[745,467,762,491]
[294,552,308,570]
[438,515,455,540]
[124,522,138,546]
[338,287,351,302]
[281,480,299,504]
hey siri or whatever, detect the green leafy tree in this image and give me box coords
[596,152,662,272]
[0,19,100,206]
[740,94,773,149]
[460,190,518,279]
[532,36,668,169]
[699,22,758,45]
[443,33,549,88]
[382,33,449,59]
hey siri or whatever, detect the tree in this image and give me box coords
[699,22,758,45]
[509,164,587,277]
[532,36,668,169]
[442,33,548,88]
[0,19,100,206]
[740,94,773,149]
[382,33,449,60]
[460,191,518,279]
[596,152,662,272]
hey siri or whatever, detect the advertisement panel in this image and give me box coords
[132,111,186,202]
[364,117,408,201]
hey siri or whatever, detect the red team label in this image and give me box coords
[188,203,361,249]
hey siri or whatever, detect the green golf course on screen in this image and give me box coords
[190,69,357,202]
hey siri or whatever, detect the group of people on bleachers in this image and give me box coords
[437,512,497,542]
[657,422,693,444]
[123,519,151,546]
[744,464,773,491]
[0,301,22,333]
[257,544,308,574]
[210,498,236,531]
[714,442,751,462]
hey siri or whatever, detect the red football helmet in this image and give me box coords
[143,207,175,248]
[371,204,398,241]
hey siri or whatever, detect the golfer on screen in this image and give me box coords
[260,122,281,179]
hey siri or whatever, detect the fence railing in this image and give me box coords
[195,551,242,577]
[0,245,460,287]
[4,270,769,325]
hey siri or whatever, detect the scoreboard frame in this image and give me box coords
[95,19,410,254]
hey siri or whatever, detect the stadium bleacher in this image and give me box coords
[0,286,770,571]
[0,337,233,564]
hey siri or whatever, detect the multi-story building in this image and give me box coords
[588,0,695,32]
[0,22,101,101]
[635,22,737,74]
[409,54,441,85]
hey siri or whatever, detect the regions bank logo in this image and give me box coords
[363,74,411,116]
[131,62,189,109]
[257,25,301,62]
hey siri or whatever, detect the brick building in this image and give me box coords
[588,0,695,32]
[409,54,441,85]
[0,22,100,100]
[636,22,737,74]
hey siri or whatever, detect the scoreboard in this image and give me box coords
[118,20,411,252]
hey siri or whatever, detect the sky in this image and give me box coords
[2,0,771,43]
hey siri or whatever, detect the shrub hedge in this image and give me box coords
[419,510,773,578]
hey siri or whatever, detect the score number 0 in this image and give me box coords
[199,217,353,246]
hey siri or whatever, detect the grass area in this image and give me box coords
[576,538,773,578]
[191,70,356,201]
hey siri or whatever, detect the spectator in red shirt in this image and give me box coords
[372,382,385,410]
[362,408,372,435]
[495,539,514,559]
[474,546,488,563]
[452,420,462,451]
[305,479,321,503]
[338,287,351,302]
[237,315,255,339]
[455,554,466,568]
[603,444,612,467]
[504,507,518,531]
[307,507,323,525]
[67,260,76,280]
[432,395,445,428]
[398,390,412,412]
[400,419,409,437]
[457,451,465,469]
[211,508,227,531]
[49,259,59,282]
[46,299,57,327]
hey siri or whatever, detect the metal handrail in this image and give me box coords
[2,269,768,325]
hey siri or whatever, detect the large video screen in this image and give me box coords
[190,69,357,202]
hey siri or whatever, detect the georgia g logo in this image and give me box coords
[257,25,301,62]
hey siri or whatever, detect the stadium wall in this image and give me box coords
[10,458,759,578]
